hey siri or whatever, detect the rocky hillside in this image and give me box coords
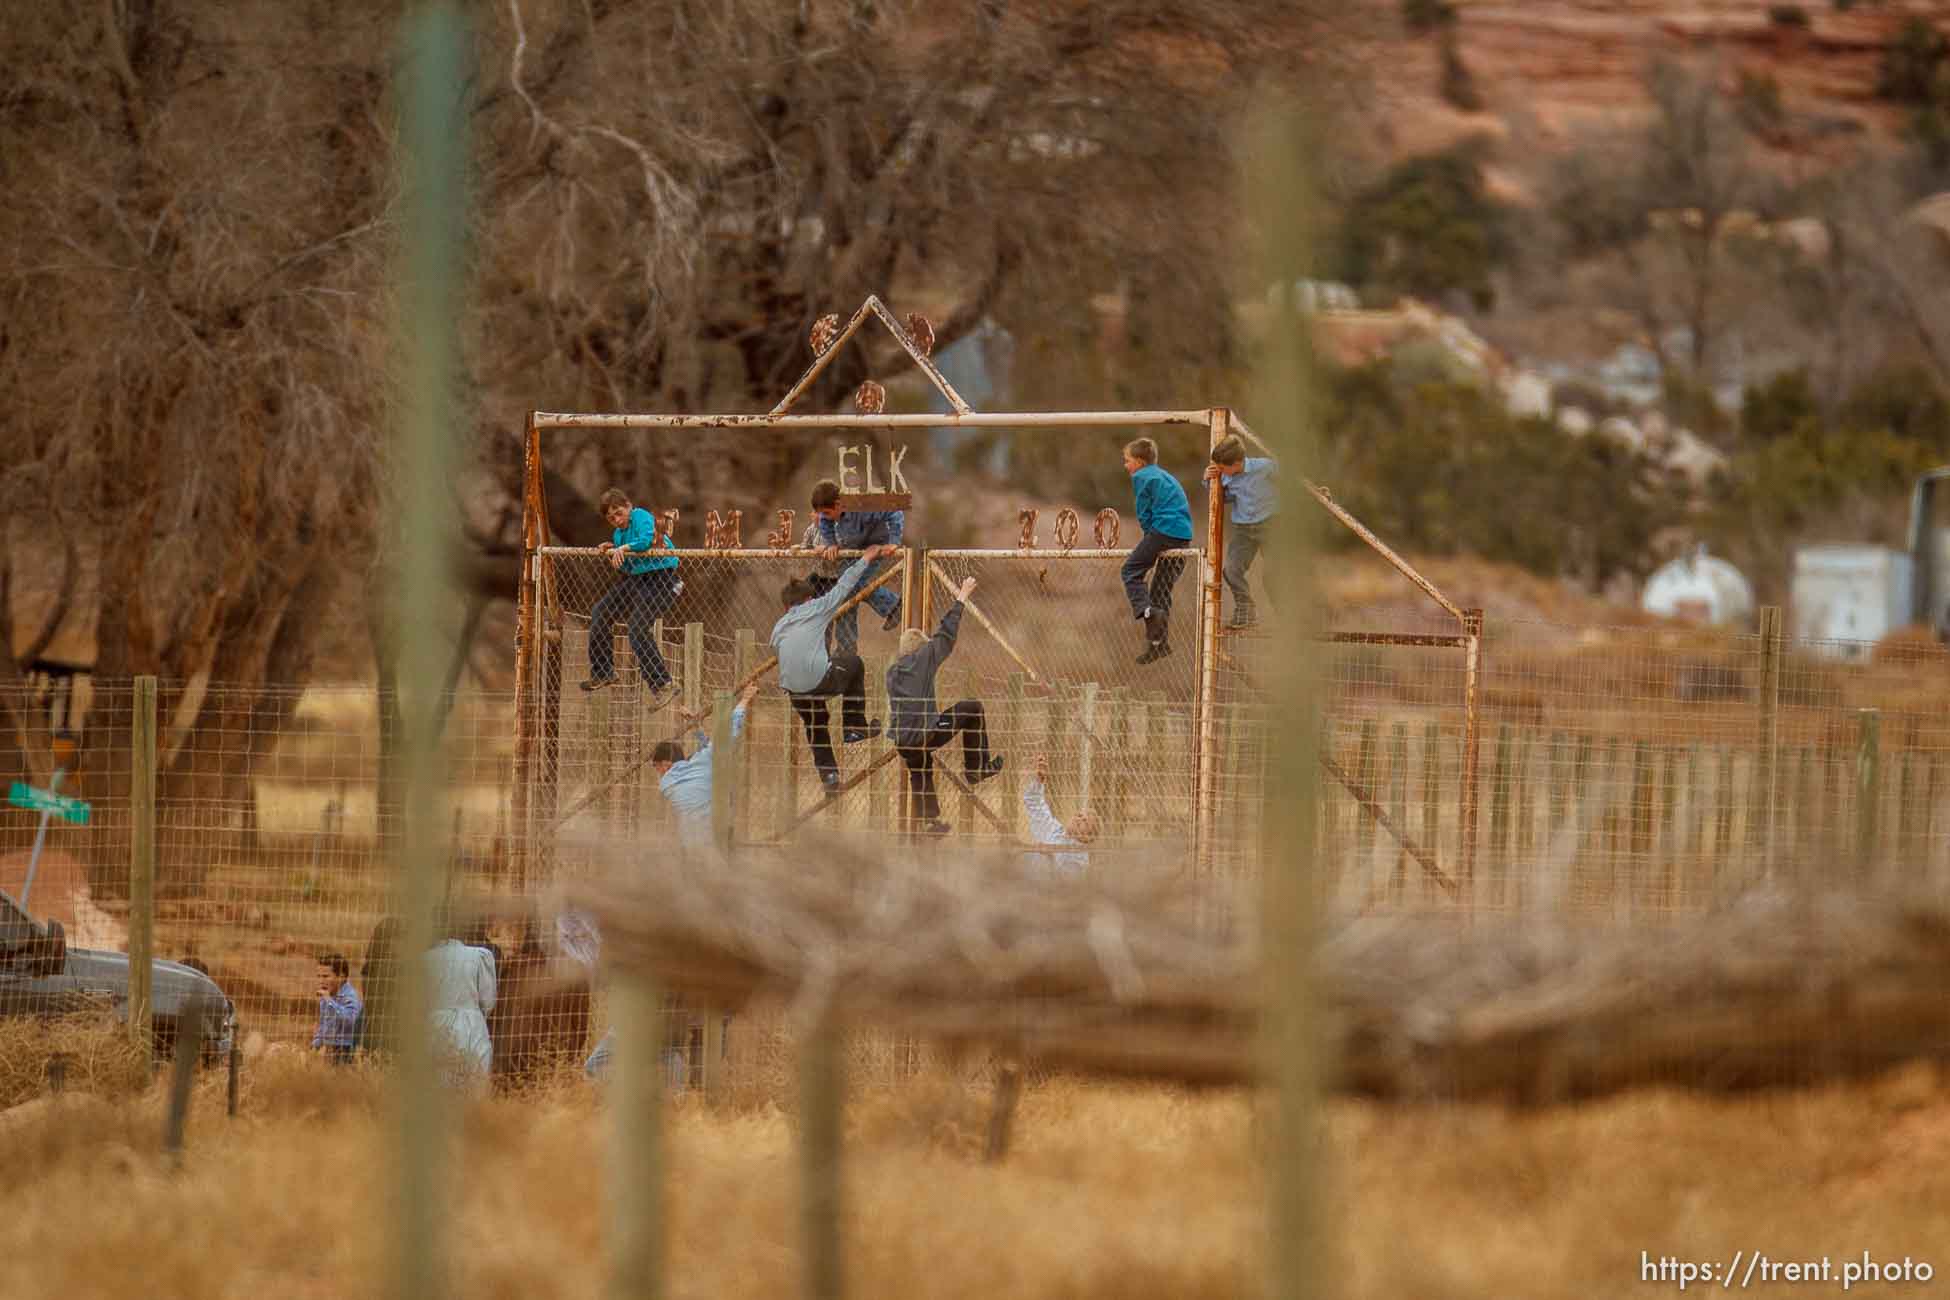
[1359,0,1927,167]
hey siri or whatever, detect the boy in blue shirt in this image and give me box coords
[810,478,903,653]
[1120,437,1194,664]
[651,681,757,850]
[583,487,683,704]
[1203,433,1279,629]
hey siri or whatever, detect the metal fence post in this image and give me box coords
[1459,608,1484,905]
[130,675,157,1054]
[1856,707,1881,877]
[1193,407,1228,876]
[1756,605,1782,875]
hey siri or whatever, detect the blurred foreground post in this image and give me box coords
[702,690,736,1093]
[162,990,209,1164]
[1246,109,1327,1298]
[607,972,666,1299]
[801,1018,844,1300]
[1856,708,1881,877]
[130,675,156,1052]
[391,9,468,1300]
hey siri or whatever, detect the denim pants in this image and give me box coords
[1121,531,1190,627]
[589,570,680,687]
[819,556,899,654]
[1223,520,1273,620]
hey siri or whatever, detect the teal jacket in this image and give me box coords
[614,507,678,575]
[1131,464,1193,540]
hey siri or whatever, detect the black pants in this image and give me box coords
[897,700,992,822]
[789,653,869,781]
[1121,531,1190,630]
[589,569,680,687]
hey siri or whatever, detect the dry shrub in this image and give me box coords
[5,1068,1950,1297]
[233,1045,386,1123]
[0,1015,151,1110]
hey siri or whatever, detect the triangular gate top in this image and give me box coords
[769,295,972,418]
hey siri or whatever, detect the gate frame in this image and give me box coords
[512,295,1481,894]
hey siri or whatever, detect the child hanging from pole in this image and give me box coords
[1203,433,1280,630]
[1120,437,1194,664]
[770,543,898,792]
[1022,753,1096,875]
[583,487,682,706]
[652,682,758,851]
[886,574,1005,834]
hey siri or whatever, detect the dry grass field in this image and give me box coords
[5,1019,1950,1299]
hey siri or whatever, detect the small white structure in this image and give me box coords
[1642,545,1755,627]
[1791,545,1915,660]
[1503,370,1551,419]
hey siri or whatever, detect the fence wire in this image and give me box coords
[7,604,1950,1081]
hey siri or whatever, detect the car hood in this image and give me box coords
[65,947,232,1018]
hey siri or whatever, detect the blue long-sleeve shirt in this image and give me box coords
[817,509,903,550]
[1022,779,1089,876]
[770,555,878,691]
[660,703,749,848]
[1219,456,1280,526]
[312,980,362,1050]
[1130,465,1193,540]
[614,506,679,574]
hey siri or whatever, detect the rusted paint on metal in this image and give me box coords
[1327,630,1472,649]
[1459,607,1484,903]
[704,509,743,550]
[904,312,935,358]
[853,379,887,414]
[809,313,842,355]
[1017,509,1038,550]
[928,547,1200,561]
[1193,408,1228,878]
[773,301,876,415]
[1053,508,1080,552]
[511,416,544,888]
[538,545,874,559]
[766,509,796,548]
[1319,752,1457,897]
[658,508,679,543]
[1093,509,1121,549]
[534,410,1215,430]
[864,295,971,415]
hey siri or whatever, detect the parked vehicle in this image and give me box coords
[0,888,235,1061]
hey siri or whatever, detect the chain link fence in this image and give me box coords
[7,607,1949,1067]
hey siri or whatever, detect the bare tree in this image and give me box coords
[0,1,394,881]
[0,0,1344,882]
[1549,59,1779,396]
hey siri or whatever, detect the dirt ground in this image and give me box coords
[0,848,128,951]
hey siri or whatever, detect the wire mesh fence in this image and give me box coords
[7,603,1950,1070]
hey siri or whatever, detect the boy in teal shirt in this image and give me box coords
[583,486,682,703]
[1120,437,1194,664]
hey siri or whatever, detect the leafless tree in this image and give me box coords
[0,1,395,880]
[0,0,1345,881]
